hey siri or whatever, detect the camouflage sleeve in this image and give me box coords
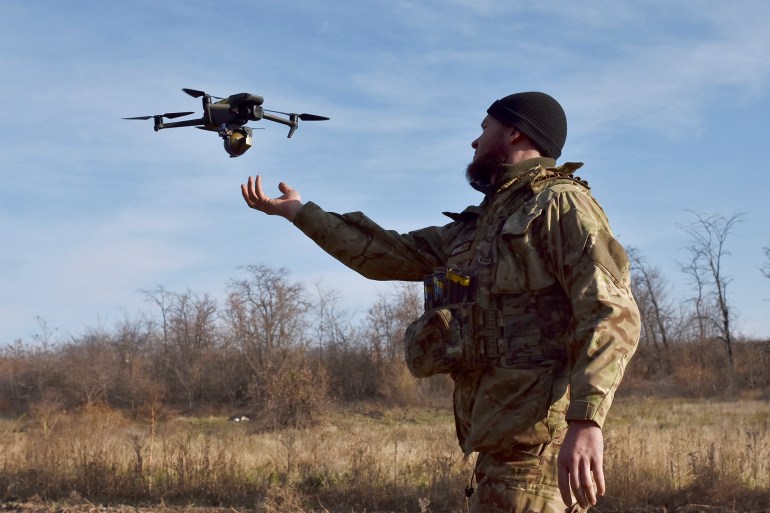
[292,201,449,281]
[537,186,641,428]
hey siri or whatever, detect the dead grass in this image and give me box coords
[2,399,770,512]
[602,396,770,510]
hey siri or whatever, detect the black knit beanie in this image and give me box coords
[487,92,567,159]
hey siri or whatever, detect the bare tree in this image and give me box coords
[109,315,159,411]
[143,288,219,409]
[364,282,422,363]
[310,283,378,401]
[312,282,357,350]
[224,264,309,371]
[628,247,675,372]
[761,245,770,283]
[222,265,328,428]
[24,317,64,405]
[681,251,714,342]
[141,286,174,388]
[60,329,114,406]
[0,340,55,409]
[679,211,744,379]
[361,283,425,404]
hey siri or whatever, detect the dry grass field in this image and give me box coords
[602,396,770,510]
[2,395,770,513]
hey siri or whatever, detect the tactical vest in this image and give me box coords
[404,165,587,377]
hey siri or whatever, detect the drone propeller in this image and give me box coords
[264,109,330,121]
[182,88,224,100]
[182,88,205,98]
[123,111,194,120]
[297,113,331,121]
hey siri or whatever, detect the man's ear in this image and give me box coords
[508,129,538,152]
[506,128,523,145]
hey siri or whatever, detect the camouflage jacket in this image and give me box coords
[293,157,640,455]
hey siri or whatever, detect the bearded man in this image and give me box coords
[241,92,640,513]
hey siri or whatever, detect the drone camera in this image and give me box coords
[234,104,264,123]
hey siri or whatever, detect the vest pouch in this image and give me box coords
[404,305,467,378]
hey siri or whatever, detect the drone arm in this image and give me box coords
[262,112,299,138]
[154,117,209,131]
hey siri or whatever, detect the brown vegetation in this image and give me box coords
[3,396,770,512]
[2,261,770,511]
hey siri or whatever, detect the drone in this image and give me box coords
[124,88,329,157]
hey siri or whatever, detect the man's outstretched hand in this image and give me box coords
[241,175,303,221]
[557,420,605,510]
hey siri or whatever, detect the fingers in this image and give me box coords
[569,463,583,506]
[558,453,603,509]
[240,176,303,221]
[575,459,596,506]
[593,456,606,498]
[255,175,268,202]
[241,175,269,210]
[559,462,596,509]
[240,176,255,206]
[557,421,605,509]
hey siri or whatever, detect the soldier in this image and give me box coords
[241,92,640,513]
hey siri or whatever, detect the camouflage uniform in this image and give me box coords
[292,157,640,512]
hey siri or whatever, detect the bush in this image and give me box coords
[247,348,329,431]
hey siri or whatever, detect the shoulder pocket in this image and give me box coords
[494,190,558,294]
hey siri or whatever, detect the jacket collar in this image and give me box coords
[470,157,556,197]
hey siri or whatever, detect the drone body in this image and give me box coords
[124,88,329,157]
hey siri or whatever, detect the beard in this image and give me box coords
[465,146,508,187]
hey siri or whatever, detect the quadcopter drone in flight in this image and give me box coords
[124,88,329,157]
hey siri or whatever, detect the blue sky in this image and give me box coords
[2,0,770,344]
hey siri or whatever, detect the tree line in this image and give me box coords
[2,211,769,425]
[629,211,770,392]
[0,264,451,428]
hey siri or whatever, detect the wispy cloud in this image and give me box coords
[2,1,770,342]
